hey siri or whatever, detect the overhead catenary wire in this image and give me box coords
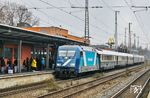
[38,0,84,21]
[19,0,58,26]
[98,0,121,47]
[90,14,115,33]
[67,0,73,7]
[19,0,130,29]
[123,0,150,44]
[17,0,129,38]
[38,0,115,36]
[21,0,58,25]
[99,0,129,25]
[11,0,150,46]
[20,0,85,36]
[17,2,105,44]
[75,0,83,6]
[134,13,150,43]
[74,1,117,37]
[69,0,115,43]
[70,0,115,35]
[100,0,150,47]
[24,0,110,42]
[20,0,112,41]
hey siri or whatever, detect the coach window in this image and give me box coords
[109,55,113,61]
[129,57,131,60]
[118,56,121,61]
[114,56,116,60]
[122,57,125,61]
[102,55,104,60]
[121,57,123,60]
[105,55,108,60]
[107,55,112,60]
[102,55,105,60]
[102,55,107,60]
[112,56,114,60]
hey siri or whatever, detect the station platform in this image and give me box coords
[148,92,150,98]
[0,70,54,90]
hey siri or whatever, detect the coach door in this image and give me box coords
[97,54,101,70]
[116,56,118,65]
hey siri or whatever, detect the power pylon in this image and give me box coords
[124,28,127,46]
[85,0,89,44]
[71,0,102,44]
[114,11,119,49]
[128,22,132,52]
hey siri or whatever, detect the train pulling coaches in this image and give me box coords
[55,45,144,77]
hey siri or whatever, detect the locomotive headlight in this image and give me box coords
[70,63,75,67]
[57,63,61,66]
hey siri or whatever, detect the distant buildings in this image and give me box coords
[23,26,88,44]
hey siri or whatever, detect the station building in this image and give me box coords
[0,24,86,73]
[23,26,85,43]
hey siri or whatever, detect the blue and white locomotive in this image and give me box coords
[55,45,144,77]
[55,45,100,77]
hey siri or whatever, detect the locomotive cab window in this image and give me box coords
[80,51,83,56]
[59,50,75,57]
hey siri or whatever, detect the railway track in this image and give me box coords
[0,65,144,97]
[38,65,145,98]
[0,81,48,97]
[136,77,150,98]
[111,69,150,98]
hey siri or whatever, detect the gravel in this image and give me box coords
[3,65,146,98]
[93,67,149,98]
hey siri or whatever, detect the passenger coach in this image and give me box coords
[55,45,144,77]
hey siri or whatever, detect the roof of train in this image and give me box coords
[96,49,133,57]
[97,49,145,58]
[59,45,95,51]
[59,45,144,58]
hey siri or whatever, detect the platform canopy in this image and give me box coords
[0,24,85,45]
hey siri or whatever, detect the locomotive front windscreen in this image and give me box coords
[58,50,75,57]
[57,48,76,67]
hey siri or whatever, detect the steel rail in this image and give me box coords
[0,83,47,97]
[135,76,150,98]
[38,65,143,98]
[111,69,150,98]
[0,65,143,97]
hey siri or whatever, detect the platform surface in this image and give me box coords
[0,70,54,78]
[148,91,150,98]
[0,70,54,89]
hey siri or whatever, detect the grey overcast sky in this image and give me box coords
[2,0,150,48]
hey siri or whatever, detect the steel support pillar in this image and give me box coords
[54,45,58,69]
[46,44,50,69]
[17,40,22,73]
[33,47,36,57]
[1,40,5,57]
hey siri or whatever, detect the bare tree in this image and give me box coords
[0,2,39,26]
[0,3,7,24]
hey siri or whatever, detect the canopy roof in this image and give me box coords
[0,24,85,45]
